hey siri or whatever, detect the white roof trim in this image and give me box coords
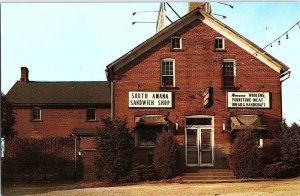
[202,15,283,73]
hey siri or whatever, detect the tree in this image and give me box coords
[279,121,300,169]
[94,118,135,183]
[229,129,264,178]
[1,93,17,138]
[153,129,180,179]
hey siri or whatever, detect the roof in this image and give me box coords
[106,7,289,78]
[6,81,111,106]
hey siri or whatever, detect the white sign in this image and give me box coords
[129,91,172,108]
[227,92,270,108]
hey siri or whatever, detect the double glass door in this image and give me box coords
[186,128,213,167]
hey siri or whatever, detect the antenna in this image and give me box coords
[132,11,158,16]
[213,13,227,19]
[217,2,234,9]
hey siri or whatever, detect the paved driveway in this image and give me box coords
[3,177,300,196]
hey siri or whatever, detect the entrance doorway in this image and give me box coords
[185,116,214,167]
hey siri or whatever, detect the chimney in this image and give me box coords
[188,2,212,14]
[20,67,29,82]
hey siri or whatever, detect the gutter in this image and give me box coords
[280,70,291,83]
[111,80,115,120]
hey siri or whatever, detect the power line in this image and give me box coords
[253,20,300,56]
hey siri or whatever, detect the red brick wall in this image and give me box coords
[13,108,111,138]
[112,20,282,168]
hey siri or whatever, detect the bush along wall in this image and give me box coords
[2,137,77,181]
[263,122,300,178]
[94,118,135,183]
[229,129,264,178]
[153,129,180,179]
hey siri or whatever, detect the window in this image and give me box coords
[222,60,236,87]
[135,125,163,147]
[161,59,175,87]
[215,37,225,50]
[32,107,41,121]
[87,108,96,121]
[171,37,182,49]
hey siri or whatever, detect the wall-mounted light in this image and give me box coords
[222,119,226,133]
[176,115,179,131]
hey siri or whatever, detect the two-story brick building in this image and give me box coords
[106,5,290,169]
[6,67,111,179]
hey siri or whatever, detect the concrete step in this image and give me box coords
[183,179,241,184]
[181,169,237,183]
[182,172,235,176]
[182,176,236,180]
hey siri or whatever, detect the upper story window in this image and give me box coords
[222,59,236,88]
[171,37,182,49]
[87,108,96,121]
[215,37,225,50]
[161,59,175,87]
[32,107,41,121]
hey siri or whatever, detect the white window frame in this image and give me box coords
[86,108,96,121]
[222,59,236,87]
[171,36,182,49]
[215,37,225,50]
[161,58,175,87]
[32,107,41,121]
[184,115,215,167]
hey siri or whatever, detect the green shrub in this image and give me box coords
[153,129,180,179]
[94,118,135,183]
[229,129,264,178]
[263,162,296,179]
[125,164,158,183]
[2,137,76,181]
[279,122,300,170]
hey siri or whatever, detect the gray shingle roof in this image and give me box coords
[6,81,111,106]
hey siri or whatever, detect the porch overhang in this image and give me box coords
[230,115,267,133]
[136,115,169,127]
[73,128,98,137]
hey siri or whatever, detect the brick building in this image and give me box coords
[106,5,290,169]
[5,3,291,175]
[6,67,111,179]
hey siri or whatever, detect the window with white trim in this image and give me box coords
[161,59,175,87]
[32,107,41,121]
[87,108,96,121]
[171,37,182,49]
[222,59,236,87]
[215,37,225,50]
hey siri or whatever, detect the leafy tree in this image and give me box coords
[153,129,180,179]
[1,93,17,138]
[94,118,135,183]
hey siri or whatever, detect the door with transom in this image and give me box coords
[185,116,214,167]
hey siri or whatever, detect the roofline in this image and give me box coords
[106,8,200,71]
[199,9,289,72]
[106,7,289,79]
[11,103,111,108]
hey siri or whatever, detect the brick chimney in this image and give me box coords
[188,2,212,14]
[20,67,29,82]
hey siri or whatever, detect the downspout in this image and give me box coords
[111,80,115,120]
[279,70,291,122]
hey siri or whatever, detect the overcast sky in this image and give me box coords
[1,2,300,124]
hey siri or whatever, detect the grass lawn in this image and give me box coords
[2,177,300,196]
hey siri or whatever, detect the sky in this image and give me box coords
[1,2,300,124]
